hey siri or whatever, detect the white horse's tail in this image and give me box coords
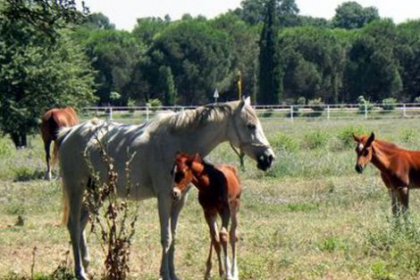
[62,186,70,226]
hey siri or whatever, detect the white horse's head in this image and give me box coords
[229,96,275,171]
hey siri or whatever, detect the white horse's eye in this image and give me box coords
[247,123,256,131]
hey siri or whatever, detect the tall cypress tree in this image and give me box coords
[258,0,283,104]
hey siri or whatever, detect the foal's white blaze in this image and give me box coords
[358,143,364,152]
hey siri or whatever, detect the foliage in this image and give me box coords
[75,28,145,105]
[0,0,96,147]
[332,1,379,29]
[381,97,397,112]
[148,98,162,111]
[302,131,329,150]
[85,140,138,280]
[337,126,368,148]
[258,0,283,104]
[144,20,233,105]
[357,96,374,114]
[270,132,299,152]
[308,98,325,117]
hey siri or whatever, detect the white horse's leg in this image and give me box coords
[229,206,239,280]
[67,193,89,280]
[204,212,223,279]
[158,194,173,280]
[168,194,187,280]
[79,205,90,269]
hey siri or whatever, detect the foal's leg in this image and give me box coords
[397,187,409,215]
[220,209,231,279]
[204,211,223,279]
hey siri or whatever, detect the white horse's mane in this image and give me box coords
[152,101,241,133]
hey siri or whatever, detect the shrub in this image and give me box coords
[0,138,15,158]
[358,95,374,114]
[337,126,368,149]
[148,98,162,112]
[302,131,329,150]
[381,97,397,112]
[269,133,299,153]
[308,98,325,117]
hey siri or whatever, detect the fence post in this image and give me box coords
[290,105,294,121]
[146,105,150,121]
[403,103,407,117]
[364,102,368,119]
[109,106,113,121]
[327,105,330,120]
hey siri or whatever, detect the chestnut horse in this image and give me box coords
[40,107,79,180]
[353,132,420,217]
[172,153,241,280]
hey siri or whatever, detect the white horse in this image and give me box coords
[58,97,275,280]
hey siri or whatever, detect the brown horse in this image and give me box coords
[171,153,241,280]
[40,107,79,180]
[353,132,420,217]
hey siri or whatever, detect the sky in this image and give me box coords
[80,0,420,31]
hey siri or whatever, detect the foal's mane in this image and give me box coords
[374,139,400,150]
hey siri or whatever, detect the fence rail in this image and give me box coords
[82,103,420,121]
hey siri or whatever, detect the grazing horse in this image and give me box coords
[353,132,420,217]
[40,107,79,180]
[171,153,241,280]
[58,97,274,280]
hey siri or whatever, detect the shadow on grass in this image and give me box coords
[13,169,45,182]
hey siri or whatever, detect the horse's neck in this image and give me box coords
[181,121,229,157]
[371,141,397,172]
[191,163,211,190]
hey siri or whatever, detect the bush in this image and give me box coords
[148,98,162,112]
[308,98,325,117]
[381,97,397,112]
[337,126,368,149]
[358,96,374,114]
[270,133,299,153]
[0,138,15,158]
[302,131,329,150]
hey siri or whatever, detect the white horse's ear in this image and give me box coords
[244,96,251,106]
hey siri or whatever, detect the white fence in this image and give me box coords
[82,103,420,121]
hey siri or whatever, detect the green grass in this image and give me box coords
[2,117,420,279]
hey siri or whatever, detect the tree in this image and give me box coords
[343,20,402,102]
[279,27,348,103]
[0,0,96,148]
[83,12,115,30]
[132,17,170,47]
[258,0,282,104]
[143,20,233,105]
[211,13,260,101]
[332,1,379,29]
[76,28,145,105]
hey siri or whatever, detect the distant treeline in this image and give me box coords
[1,0,420,146]
[74,0,420,106]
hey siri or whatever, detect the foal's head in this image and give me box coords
[171,153,204,200]
[353,132,375,174]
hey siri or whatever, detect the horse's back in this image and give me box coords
[217,165,241,196]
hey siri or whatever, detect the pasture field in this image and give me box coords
[2,116,420,279]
